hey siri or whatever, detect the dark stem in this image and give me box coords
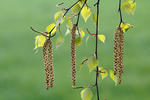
[95,0,100,100]
[76,1,86,26]
[118,0,123,27]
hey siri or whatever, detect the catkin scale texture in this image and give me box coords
[114,28,120,75]
[43,39,54,89]
[48,40,54,88]
[71,24,77,86]
[118,29,124,84]
[113,27,124,84]
[43,39,50,90]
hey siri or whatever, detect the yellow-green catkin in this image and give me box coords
[113,27,124,84]
[71,24,77,86]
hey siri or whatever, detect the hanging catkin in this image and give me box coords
[71,24,77,86]
[43,39,50,90]
[118,28,124,84]
[113,27,120,75]
[43,39,54,89]
[113,27,124,84]
[48,40,54,88]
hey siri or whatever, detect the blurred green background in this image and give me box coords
[0,0,150,100]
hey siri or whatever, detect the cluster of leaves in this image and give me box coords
[80,70,117,100]
[80,55,118,84]
[34,0,105,51]
[120,0,136,33]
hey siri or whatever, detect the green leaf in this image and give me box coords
[34,35,46,49]
[81,88,93,100]
[75,37,82,46]
[109,70,118,85]
[72,3,81,14]
[93,13,97,23]
[81,5,91,22]
[87,55,98,72]
[56,35,64,48]
[98,67,108,80]
[54,11,65,25]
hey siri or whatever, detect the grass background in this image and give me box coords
[0,0,150,100]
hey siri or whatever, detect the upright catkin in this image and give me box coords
[43,39,50,90]
[48,40,54,88]
[113,27,124,84]
[71,24,77,86]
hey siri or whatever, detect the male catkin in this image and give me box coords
[71,24,77,86]
[114,27,120,75]
[48,40,54,88]
[43,39,50,90]
[113,27,124,84]
[118,29,124,84]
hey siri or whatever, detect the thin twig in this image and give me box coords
[56,2,64,8]
[95,0,101,100]
[118,0,123,27]
[81,58,88,65]
[72,84,96,89]
[30,27,48,37]
[76,1,87,26]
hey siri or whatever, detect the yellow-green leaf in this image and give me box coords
[87,55,98,72]
[46,23,56,35]
[122,0,136,14]
[98,67,108,80]
[65,16,72,36]
[54,11,65,24]
[79,29,85,38]
[93,13,97,23]
[72,3,81,14]
[65,28,70,36]
[75,37,82,46]
[81,5,91,22]
[56,35,64,48]
[98,35,105,43]
[34,35,46,49]
[81,88,93,100]
[120,22,132,32]
[109,70,118,85]
[66,16,72,29]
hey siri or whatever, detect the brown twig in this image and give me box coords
[72,84,96,89]
[30,27,48,37]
